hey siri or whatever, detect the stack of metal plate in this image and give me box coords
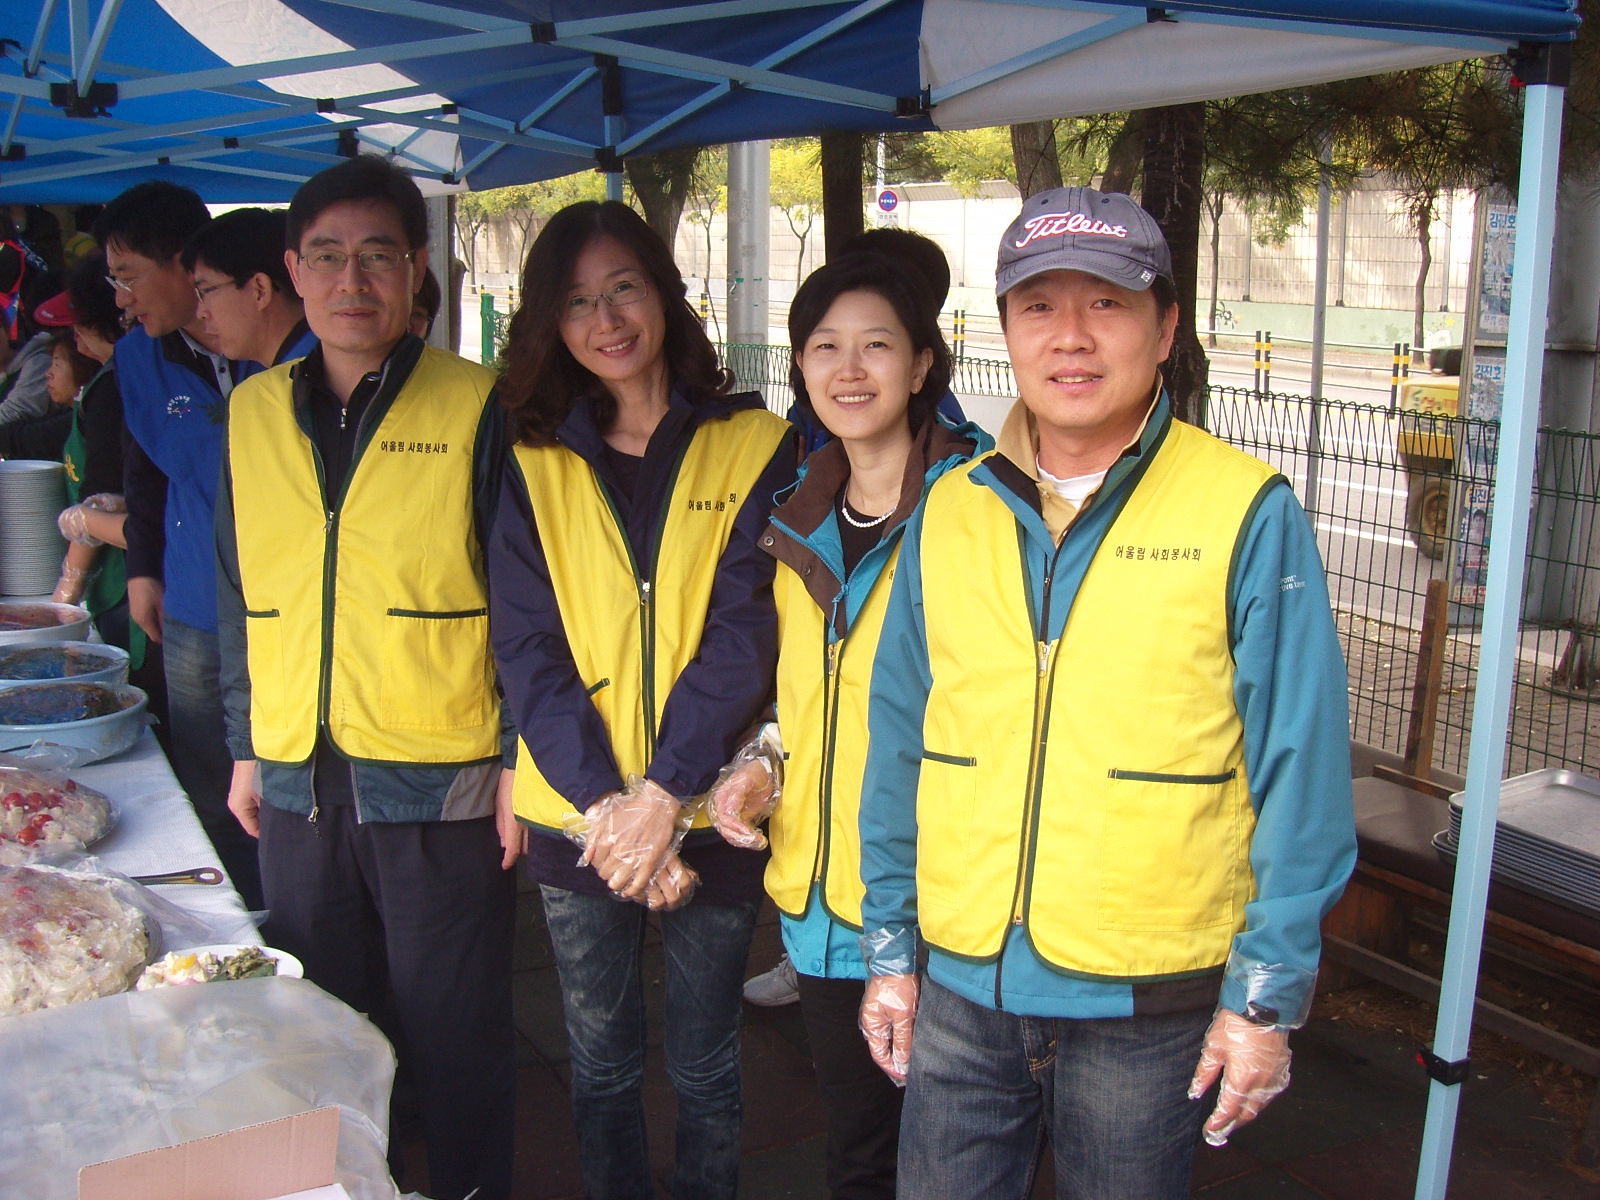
[0,460,68,597]
[1433,768,1600,918]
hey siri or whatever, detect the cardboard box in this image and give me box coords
[78,1105,346,1200]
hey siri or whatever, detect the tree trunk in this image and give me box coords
[1206,191,1222,349]
[1010,121,1063,198]
[1099,112,1146,194]
[1141,102,1209,426]
[821,132,865,259]
[625,147,700,249]
[1413,193,1434,352]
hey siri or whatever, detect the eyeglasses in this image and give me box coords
[194,279,240,303]
[297,248,413,273]
[562,277,649,322]
[104,273,141,295]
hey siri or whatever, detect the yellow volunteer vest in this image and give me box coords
[764,547,896,926]
[914,421,1282,979]
[509,406,790,830]
[228,346,501,766]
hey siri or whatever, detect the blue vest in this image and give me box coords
[118,329,236,631]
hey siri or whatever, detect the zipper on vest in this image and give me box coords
[813,627,843,888]
[997,557,1065,1009]
[594,480,657,761]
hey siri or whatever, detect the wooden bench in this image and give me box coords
[1322,581,1600,1168]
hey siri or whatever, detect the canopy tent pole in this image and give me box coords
[1412,45,1568,1200]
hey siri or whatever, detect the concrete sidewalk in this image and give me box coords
[398,879,1598,1199]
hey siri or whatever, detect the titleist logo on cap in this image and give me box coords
[1013,211,1129,249]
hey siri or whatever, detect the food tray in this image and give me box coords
[0,603,91,648]
[1448,768,1600,860]
[0,683,148,764]
[1433,829,1600,919]
[0,641,129,690]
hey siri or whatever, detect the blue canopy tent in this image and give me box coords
[0,3,1583,1194]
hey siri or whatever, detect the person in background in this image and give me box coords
[0,331,56,431]
[410,264,441,338]
[216,155,515,1200]
[0,331,70,457]
[40,253,167,728]
[63,206,103,268]
[100,181,262,909]
[709,251,990,1200]
[42,331,97,413]
[856,187,1355,1198]
[489,199,794,1200]
[183,208,316,370]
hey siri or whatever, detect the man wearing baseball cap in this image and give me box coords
[855,187,1355,1197]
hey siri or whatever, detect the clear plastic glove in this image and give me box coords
[643,851,700,911]
[859,972,919,1087]
[57,493,124,546]
[1187,1008,1292,1146]
[708,725,784,850]
[565,776,693,902]
[51,559,90,604]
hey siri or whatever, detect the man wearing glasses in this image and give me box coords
[182,207,316,372]
[99,182,268,909]
[214,156,515,1200]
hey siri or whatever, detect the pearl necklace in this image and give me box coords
[839,494,892,529]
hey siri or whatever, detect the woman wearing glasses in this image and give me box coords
[488,200,794,1200]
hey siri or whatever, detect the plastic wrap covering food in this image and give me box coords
[0,765,113,863]
[0,863,148,1013]
[0,976,405,1200]
[0,645,122,682]
[0,681,128,726]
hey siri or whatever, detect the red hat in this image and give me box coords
[32,290,79,327]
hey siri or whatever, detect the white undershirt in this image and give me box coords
[1036,460,1107,506]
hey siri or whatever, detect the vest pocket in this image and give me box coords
[1097,770,1243,932]
[380,608,493,730]
[243,609,289,735]
[917,750,980,899]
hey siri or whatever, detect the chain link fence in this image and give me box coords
[479,302,1600,780]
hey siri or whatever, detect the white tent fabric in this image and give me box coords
[921,0,1511,127]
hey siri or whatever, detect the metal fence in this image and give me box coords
[480,304,1600,780]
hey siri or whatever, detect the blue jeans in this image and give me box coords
[163,616,261,909]
[540,886,759,1200]
[898,979,1212,1200]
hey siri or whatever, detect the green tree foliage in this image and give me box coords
[771,138,823,281]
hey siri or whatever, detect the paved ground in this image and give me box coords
[395,877,1598,1200]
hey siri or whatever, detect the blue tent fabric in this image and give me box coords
[0,0,1579,202]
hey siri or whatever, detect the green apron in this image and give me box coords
[61,381,146,669]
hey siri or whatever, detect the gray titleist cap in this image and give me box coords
[996,186,1173,297]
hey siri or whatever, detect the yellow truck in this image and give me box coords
[1394,352,1461,560]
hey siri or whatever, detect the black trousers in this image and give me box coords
[797,972,906,1200]
[259,802,516,1200]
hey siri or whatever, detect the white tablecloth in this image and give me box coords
[72,728,259,947]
